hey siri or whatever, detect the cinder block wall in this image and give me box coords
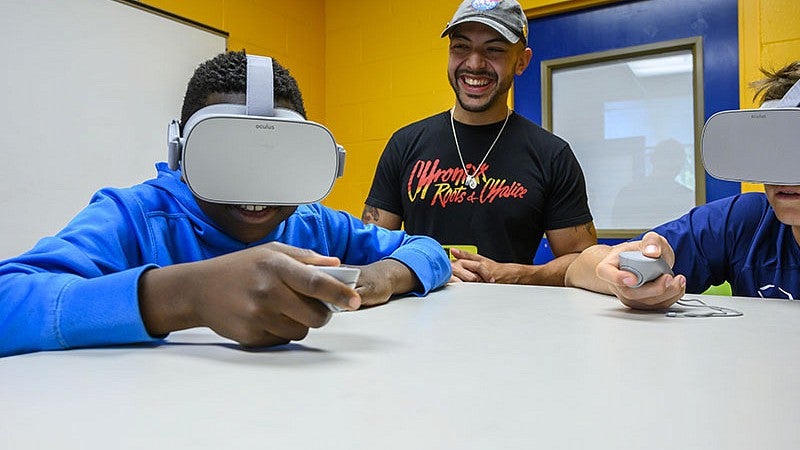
[142,0,797,209]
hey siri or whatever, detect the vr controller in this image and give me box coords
[618,251,674,288]
[310,266,361,312]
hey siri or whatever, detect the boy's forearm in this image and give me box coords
[378,259,420,295]
[139,264,200,337]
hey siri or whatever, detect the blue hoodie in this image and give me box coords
[0,163,451,357]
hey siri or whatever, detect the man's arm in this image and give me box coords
[450,221,597,286]
[361,204,402,230]
[532,221,599,284]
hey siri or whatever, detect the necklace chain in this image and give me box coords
[450,107,511,189]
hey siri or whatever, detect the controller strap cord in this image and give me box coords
[666,298,743,318]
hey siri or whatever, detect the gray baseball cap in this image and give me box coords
[441,0,528,45]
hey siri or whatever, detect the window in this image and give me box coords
[542,38,704,238]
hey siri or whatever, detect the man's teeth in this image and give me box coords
[464,76,490,87]
[239,204,269,212]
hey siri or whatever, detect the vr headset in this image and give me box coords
[702,79,800,185]
[167,55,346,205]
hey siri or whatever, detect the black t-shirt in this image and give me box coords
[366,111,592,264]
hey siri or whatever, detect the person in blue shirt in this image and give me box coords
[0,51,451,357]
[564,61,800,309]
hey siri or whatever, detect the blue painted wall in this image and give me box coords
[518,0,740,263]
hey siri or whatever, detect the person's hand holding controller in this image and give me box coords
[139,242,362,349]
[595,232,686,310]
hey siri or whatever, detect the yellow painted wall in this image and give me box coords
[140,0,326,124]
[141,0,615,216]
[139,0,797,212]
[322,0,616,215]
[323,1,454,214]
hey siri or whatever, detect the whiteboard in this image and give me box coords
[0,0,226,258]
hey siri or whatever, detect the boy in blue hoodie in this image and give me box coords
[0,51,451,357]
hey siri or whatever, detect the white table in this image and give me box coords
[2,283,799,449]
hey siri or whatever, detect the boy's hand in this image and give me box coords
[596,232,686,310]
[354,259,420,307]
[139,242,361,348]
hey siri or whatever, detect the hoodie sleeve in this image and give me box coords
[301,205,451,295]
[0,190,161,357]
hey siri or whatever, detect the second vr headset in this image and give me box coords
[702,78,800,185]
[167,55,346,205]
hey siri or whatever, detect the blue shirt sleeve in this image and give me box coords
[643,194,768,294]
[0,184,453,357]
[0,188,167,357]
[291,205,451,295]
[0,240,159,358]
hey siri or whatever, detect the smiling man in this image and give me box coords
[363,0,596,286]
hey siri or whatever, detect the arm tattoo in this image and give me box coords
[583,222,596,236]
[361,205,381,224]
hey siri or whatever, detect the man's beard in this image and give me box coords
[455,91,495,112]
[450,72,511,113]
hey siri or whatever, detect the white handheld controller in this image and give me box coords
[310,265,360,312]
[618,251,674,288]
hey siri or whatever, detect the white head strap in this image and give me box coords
[246,55,273,116]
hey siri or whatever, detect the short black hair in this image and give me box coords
[180,50,307,126]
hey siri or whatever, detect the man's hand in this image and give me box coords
[449,248,577,286]
[594,232,686,309]
[139,242,362,348]
[449,248,502,283]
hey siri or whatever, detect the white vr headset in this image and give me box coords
[167,55,346,205]
[702,79,800,185]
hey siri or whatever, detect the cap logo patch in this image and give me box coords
[471,0,499,11]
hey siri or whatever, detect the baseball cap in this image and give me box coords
[441,0,528,45]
